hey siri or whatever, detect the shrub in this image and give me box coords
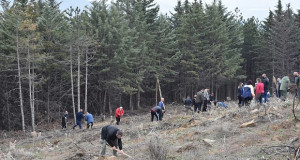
[148,136,169,160]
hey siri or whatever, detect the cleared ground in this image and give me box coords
[1,97,300,160]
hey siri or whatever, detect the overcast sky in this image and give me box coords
[60,0,300,21]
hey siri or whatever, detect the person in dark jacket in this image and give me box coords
[72,109,84,129]
[262,74,269,103]
[192,95,197,107]
[195,89,204,113]
[100,125,124,156]
[85,112,94,129]
[184,96,193,114]
[61,111,68,129]
[237,82,243,107]
[209,93,217,106]
[151,106,162,121]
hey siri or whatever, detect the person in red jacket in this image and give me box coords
[115,106,124,125]
[255,78,264,104]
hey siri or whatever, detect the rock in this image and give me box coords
[250,109,259,114]
[38,132,42,138]
[31,131,37,137]
[239,120,256,128]
[203,139,215,147]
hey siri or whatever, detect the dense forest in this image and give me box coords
[0,0,299,131]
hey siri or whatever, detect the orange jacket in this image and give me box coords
[115,108,124,118]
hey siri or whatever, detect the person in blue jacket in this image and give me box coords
[158,97,165,118]
[85,112,94,129]
[72,109,84,129]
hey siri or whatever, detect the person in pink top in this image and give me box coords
[255,78,264,104]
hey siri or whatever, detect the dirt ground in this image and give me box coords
[1,97,300,160]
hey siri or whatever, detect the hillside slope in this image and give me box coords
[1,98,300,160]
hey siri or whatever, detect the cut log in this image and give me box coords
[239,119,256,128]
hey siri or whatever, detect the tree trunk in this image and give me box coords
[28,40,35,131]
[155,79,158,105]
[233,80,237,100]
[77,46,80,112]
[156,76,162,99]
[84,47,88,113]
[119,93,122,106]
[32,59,35,129]
[130,94,133,112]
[103,90,107,114]
[5,89,10,131]
[47,83,50,124]
[70,46,76,124]
[137,89,140,110]
[16,28,25,132]
[108,90,112,115]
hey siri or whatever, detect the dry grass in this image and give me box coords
[1,97,300,159]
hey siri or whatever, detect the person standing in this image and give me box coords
[151,106,162,121]
[280,76,290,101]
[195,89,204,113]
[203,88,210,112]
[262,74,269,103]
[72,109,84,129]
[209,93,216,106]
[184,96,193,114]
[255,78,264,104]
[294,72,300,99]
[115,106,124,125]
[61,111,68,129]
[276,77,281,98]
[100,125,124,157]
[85,112,94,129]
[158,98,165,118]
[237,82,244,107]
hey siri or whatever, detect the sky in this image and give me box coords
[59,0,300,21]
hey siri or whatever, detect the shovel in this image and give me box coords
[107,143,132,158]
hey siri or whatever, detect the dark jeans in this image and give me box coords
[275,89,281,98]
[87,122,93,129]
[72,120,82,129]
[202,100,208,112]
[116,117,121,125]
[62,120,66,129]
[263,90,268,103]
[194,102,202,112]
[238,96,243,106]
[243,97,252,106]
[151,110,159,121]
[255,93,262,104]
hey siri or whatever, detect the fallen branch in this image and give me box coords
[258,145,295,158]
[295,147,300,160]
